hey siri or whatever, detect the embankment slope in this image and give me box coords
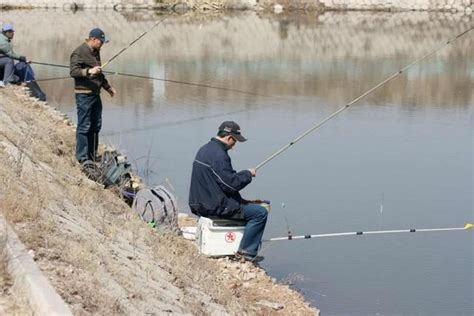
[0,87,318,315]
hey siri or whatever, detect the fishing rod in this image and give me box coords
[33,75,70,82]
[263,223,473,242]
[30,62,274,98]
[254,26,473,170]
[101,11,174,69]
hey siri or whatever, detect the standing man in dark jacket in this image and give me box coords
[70,28,116,163]
[0,23,29,87]
[189,121,268,262]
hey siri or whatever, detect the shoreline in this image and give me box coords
[0,86,319,314]
[0,1,472,12]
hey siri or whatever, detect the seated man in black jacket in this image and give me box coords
[189,121,268,262]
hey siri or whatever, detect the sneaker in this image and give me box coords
[0,81,4,88]
[9,74,20,84]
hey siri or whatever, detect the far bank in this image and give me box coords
[0,0,472,12]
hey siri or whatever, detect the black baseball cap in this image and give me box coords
[218,121,247,142]
[89,28,109,43]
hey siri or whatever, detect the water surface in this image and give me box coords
[3,9,473,315]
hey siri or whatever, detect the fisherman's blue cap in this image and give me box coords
[89,28,109,43]
[2,23,14,32]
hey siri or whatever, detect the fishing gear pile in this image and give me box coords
[80,149,134,203]
[80,150,181,234]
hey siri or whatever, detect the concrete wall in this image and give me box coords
[0,0,472,11]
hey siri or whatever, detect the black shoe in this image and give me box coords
[235,252,265,263]
[80,160,101,181]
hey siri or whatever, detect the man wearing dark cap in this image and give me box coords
[70,28,116,164]
[189,121,268,262]
[0,23,29,87]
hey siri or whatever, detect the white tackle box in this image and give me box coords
[196,216,246,256]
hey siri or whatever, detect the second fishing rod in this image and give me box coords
[31,62,275,99]
[253,26,473,171]
[31,10,173,72]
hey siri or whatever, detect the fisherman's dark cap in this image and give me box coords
[218,121,247,142]
[89,28,109,43]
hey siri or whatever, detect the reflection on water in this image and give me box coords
[3,10,472,107]
[2,9,472,315]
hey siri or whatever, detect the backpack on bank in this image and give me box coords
[132,185,180,233]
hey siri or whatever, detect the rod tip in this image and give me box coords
[464,223,473,230]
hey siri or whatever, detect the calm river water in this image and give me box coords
[3,9,472,315]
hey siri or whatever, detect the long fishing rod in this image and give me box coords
[263,223,473,242]
[30,62,274,98]
[254,26,473,170]
[101,11,174,69]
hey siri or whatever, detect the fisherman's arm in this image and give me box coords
[69,51,89,78]
[214,156,252,193]
[0,42,25,61]
[69,50,101,78]
[100,75,116,97]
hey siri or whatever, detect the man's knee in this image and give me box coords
[0,57,13,65]
[90,118,102,133]
[76,121,92,134]
[1,58,14,68]
[256,205,268,221]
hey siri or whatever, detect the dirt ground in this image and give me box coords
[0,86,319,315]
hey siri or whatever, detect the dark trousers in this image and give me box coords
[75,93,102,162]
[0,56,14,83]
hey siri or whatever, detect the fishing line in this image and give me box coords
[263,223,473,242]
[31,62,275,99]
[280,202,293,239]
[33,75,70,82]
[30,63,277,136]
[379,193,384,230]
[254,26,473,170]
[102,108,249,136]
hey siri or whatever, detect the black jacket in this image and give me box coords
[69,42,110,94]
[189,138,252,219]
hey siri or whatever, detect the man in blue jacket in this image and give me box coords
[189,121,268,262]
